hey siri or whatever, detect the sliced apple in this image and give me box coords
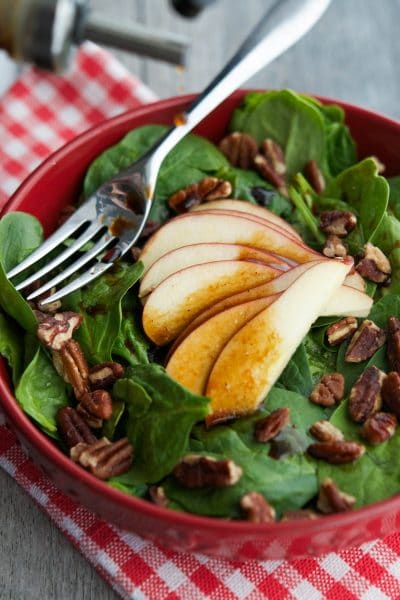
[166,295,279,394]
[191,199,301,240]
[142,260,282,345]
[140,212,322,273]
[205,259,352,425]
[320,284,372,317]
[344,271,366,292]
[139,242,291,298]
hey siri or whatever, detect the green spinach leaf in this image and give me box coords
[277,343,314,396]
[0,311,24,385]
[111,290,149,366]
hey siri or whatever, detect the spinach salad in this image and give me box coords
[1,89,400,521]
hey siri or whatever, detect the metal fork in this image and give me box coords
[7,0,331,307]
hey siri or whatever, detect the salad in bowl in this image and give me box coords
[1,89,400,556]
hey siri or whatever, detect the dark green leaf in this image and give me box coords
[0,311,24,385]
[277,343,314,396]
[112,290,149,366]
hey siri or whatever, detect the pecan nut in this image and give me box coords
[52,339,89,399]
[281,509,319,521]
[356,243,391,284]
[139,220,160,240]
[326,317,358,346]
[57,406,97,448]
[253,154,287,196]
[307,440,365,464]
[361,412,397,445]
[254,407,290,443]
[89,361,125,389]
[319,210,357,237]
[72,437,133,480]
[240,492,275,523]
[149,486,168,507]
[36,311,83,351]
[304,160,325,194]
[322,234,348,258]
[309,373,345,407]
[260,138,286,176]
[76,403,103,429]
[345,319,386,363]
[173,455,242,488]
[348,366,385,423]
[130,246,142,262]
[218,132,258,169]
[168,177,232,213]
[387,316,400,373]
[309,420,344,443]
[382,371,400,417]
[78,389,113,420]
[317,478,356,514]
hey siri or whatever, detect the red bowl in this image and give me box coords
[1,91,400,561]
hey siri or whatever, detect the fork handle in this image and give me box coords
[140,0,331,182]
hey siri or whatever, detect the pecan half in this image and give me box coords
[139,220,160,240]
[36,311,82,351]
[89,362,125,389]
[240,492,275,523]
[281,509,319,521]
[76,403,103,429]
[361,412,397,445]
[304,160,325,194]
[307,440,365,464]
[319,210,357,237]
[130,246,142,262]
[326,317,358,346]
[253,154,287,196]
[260,138,286,176]
[168,177,232,213]
[173,455,242,488]
[348,366,385,423]
[345,319,386,363]
[356,243,391,284]
[57,406,97,448]
[149,486,168,508]
[254,407,290,443]
[52,339,89,399]
[309,420,344,443]
[387,316,400,373]
[382,371,400,417]
[78,389,113,420]
[322,234,348,258]
[309,373,345,407]
[317,478,356,514]
[72,437,133,480]
[218,132,258,169]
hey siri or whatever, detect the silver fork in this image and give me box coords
[7,0,331,307]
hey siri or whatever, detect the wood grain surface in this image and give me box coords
[1,0,400,598]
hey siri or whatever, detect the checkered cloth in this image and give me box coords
[1,42,400,600]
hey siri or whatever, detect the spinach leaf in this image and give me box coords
[0,311,24,385]
[164,425,317,518]
[113,364,210,483]
[388,176,400,219]
[277,343,314,396]
[108,469,148,497]
[372,212,400,256]
[63,261,143,364]
[384,247,400,296]
[317,400,400,507]
[111,290,149,366]
[266,387,330,431]
[102,400,125,440]
[323,158,389,254]
[303,333,337,384]
[84,125,228,223]
[0,212,42,332]
[15,347,69,437]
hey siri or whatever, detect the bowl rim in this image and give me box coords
[1,90,400,539]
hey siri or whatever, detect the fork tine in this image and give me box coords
[39,261,115,306]
[27,232,115,301]
[6,198,97,279]
[15,222,104,291]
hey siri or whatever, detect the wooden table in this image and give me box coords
[1,0,400,597]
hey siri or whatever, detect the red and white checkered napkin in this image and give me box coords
[2,42,400,600]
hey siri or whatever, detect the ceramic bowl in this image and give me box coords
[1,91,400,560]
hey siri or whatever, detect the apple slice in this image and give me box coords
[169,261,322,351]
[320,284,372,317]
[140,212,322,272]
[142,260,281,345]
[191,199,301,240]
[166,295,279,394]
[205,259,352,425]
[344,271,366,292]
[139,242,291,298]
